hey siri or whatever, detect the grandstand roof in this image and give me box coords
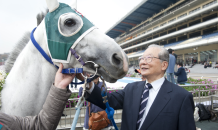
[106,0,179,38]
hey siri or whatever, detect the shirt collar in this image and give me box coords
[145,77,165,91]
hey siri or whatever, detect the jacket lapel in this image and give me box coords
[132,81,145,130]
[141,79,172,129]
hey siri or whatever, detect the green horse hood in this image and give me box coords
[45,3,95,63]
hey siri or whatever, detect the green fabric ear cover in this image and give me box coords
[45,3,94,61]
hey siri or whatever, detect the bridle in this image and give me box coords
[30,27,98,84]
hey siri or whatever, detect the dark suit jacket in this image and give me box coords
[85,79,196,130]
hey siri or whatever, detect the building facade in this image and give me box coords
[106,0,218,65]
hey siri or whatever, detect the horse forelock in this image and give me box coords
[37,9,48,26]
[5,9,48,73]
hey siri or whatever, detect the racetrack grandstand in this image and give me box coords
[106,0,218,65]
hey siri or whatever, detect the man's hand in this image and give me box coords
[54,63,76,89]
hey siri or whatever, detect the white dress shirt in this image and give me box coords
[138,77,165,130]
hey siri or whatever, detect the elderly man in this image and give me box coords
[85,44,195,130]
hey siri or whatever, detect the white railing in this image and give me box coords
[124,17,218,51]
[56,83,218,130]
[119,0,218,46]
[180,84,218,105]
[187,75,218,83]
[57,88,123,130]
[117,0,198,43]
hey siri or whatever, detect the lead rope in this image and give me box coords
[71,76,88,130]
[100,77,119,130]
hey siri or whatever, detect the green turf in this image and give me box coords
[196,120,218,130]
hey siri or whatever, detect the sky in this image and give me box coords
[0,0,143,53]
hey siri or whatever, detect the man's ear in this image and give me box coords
[162,61,168,71]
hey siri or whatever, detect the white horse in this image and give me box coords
[1,0,128,117]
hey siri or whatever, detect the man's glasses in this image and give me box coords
[138,56,161,63]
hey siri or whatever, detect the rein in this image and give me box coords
[100,77,119,130]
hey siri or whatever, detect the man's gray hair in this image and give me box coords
[148,44,169,63]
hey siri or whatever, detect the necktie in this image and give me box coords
[136,83,153,130]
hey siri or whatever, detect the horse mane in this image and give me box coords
[4,9,48,73]
[4,31,30,73]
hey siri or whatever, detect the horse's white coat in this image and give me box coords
[1,21,57,116]
[1,0,128,116]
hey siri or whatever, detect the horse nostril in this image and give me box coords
[112,53,121,66]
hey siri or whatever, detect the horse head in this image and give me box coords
[1,0,129,117]
[36,0,128,82]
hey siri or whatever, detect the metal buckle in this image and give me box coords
[102,96,107,103]
[76,55,81,61]
[80,61,99,79]
[68,69,71,74]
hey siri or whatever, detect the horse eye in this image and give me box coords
[64,19,76,27]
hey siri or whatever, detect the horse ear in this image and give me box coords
[69,0,77,9]
[45,0,59,12]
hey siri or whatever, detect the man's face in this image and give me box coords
[139,47,168,78]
